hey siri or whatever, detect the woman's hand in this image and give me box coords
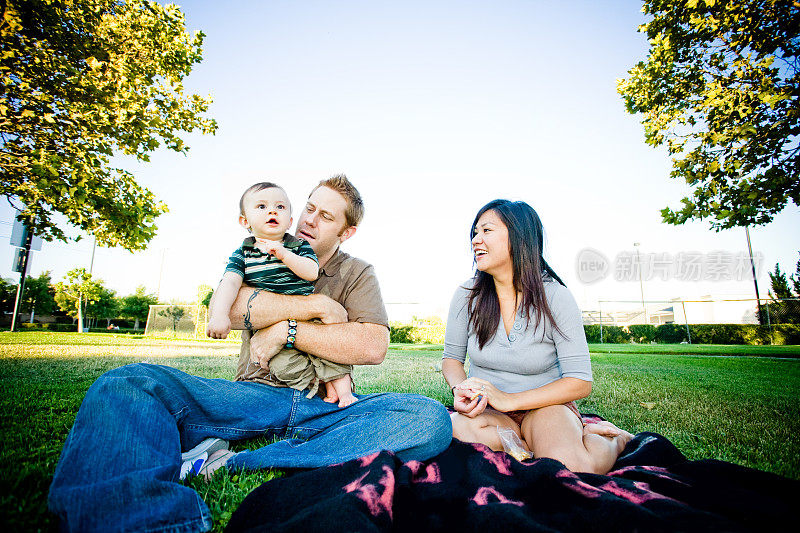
[459,377,517,413]
[452,382,488,418]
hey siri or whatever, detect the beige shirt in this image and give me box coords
[234,248,390,383]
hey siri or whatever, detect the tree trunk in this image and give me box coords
[134,318,140,330]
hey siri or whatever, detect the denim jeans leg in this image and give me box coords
[47,363,295,533]
[48,363,452,532]
[228,391,453,470]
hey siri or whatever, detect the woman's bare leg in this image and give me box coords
[521,405,632,474]
[450,410,528,452]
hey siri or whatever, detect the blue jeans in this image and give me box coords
[47,363,452,532]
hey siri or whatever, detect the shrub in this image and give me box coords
[656,324,689,343]
[629,324,657,344]
[389,324,415,343]
[584,325,630,343]
[584,325,602,343]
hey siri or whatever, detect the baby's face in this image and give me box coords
[240,187,293,240]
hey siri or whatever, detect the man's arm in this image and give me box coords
[226,286,347,330]
[250,320,389,367]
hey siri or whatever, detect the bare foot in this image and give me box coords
[329,374,357,408]
[322,381,339,404]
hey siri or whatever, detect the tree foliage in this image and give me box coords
[53,268,103,328]
[0,0,216,251]
[85,285,118,320]
[20,270,56,316]
[0,277,16,312]
[120,285,157,328]
[158,304,184,332]
[618,0,799,230]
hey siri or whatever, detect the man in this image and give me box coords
[48,175,452,532]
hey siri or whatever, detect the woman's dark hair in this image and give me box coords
[467,199,565,349]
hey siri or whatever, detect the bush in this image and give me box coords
[655,324,689,343]
[389,324,415,343]
[584,325,602,343]
[629,324,657,344]
[584,325,630,343]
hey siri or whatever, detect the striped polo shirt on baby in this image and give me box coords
[225,234,317,295]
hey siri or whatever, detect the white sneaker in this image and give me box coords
[199,449,237,480]
[179,438,229,480]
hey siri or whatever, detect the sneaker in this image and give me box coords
[198,449,236,481]
[179,438,229,480]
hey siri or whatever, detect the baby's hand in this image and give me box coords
[207,316,231,339]
[254,238,286,259]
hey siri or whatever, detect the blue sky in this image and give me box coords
[2,0,798,321]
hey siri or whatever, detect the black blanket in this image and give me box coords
[226,431,798,532]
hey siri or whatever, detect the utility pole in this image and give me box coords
[10,228,32,332]
[745,227,762,324]
[634,242,648,324]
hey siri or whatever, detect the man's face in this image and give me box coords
[295,186,355,258]
[239,187,292,240]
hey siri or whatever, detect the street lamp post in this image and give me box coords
[634,242,648,324]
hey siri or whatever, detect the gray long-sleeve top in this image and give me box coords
[442,280,592,393]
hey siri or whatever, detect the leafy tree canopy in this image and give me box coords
[20,270,56,314]
[0,0,217,251]
[618,0,799,230]
[53,268,103,319]
[120,285,157,321]
[85,285,118,319]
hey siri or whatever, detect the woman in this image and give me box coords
[442,199,632,474]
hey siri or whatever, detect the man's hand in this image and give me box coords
[249,322,289,369]
[207,316,231,339]
[313,294,348,324]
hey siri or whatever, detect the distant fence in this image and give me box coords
[582,298,800,344]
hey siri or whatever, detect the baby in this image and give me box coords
[207,182,357,407]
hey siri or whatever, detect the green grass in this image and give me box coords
[1,333,798,531]
[588,342,800,357]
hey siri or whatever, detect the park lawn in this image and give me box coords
[588,342,800,357]
[0,333,798,532]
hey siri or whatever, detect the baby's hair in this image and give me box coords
[239,182,284,215]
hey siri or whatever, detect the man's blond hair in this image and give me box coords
[311,174,364,228]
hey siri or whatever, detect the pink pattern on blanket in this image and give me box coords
[343,465,395,519]
[357,452,381,467]
[555,468,603,499]
[607,465,690,486]
[471,443,513,475]
[599,479,680,504]
[471,486,525,507]
[404,461,442,483]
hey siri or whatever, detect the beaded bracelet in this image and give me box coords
[286,319,297,348]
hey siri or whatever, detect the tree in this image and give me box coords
[0,0,217,251]
[765,254,800,324]
[618,0,800,230]
[120,285,157,330]
[768,263,793,299]
[85,285,119,327]
[158,305,185,332]
[20,271,56,322]
[0,277,17,314]
[197,284,213,308]
[53,268,103,331]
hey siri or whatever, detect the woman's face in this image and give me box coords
[471,209,512,276]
